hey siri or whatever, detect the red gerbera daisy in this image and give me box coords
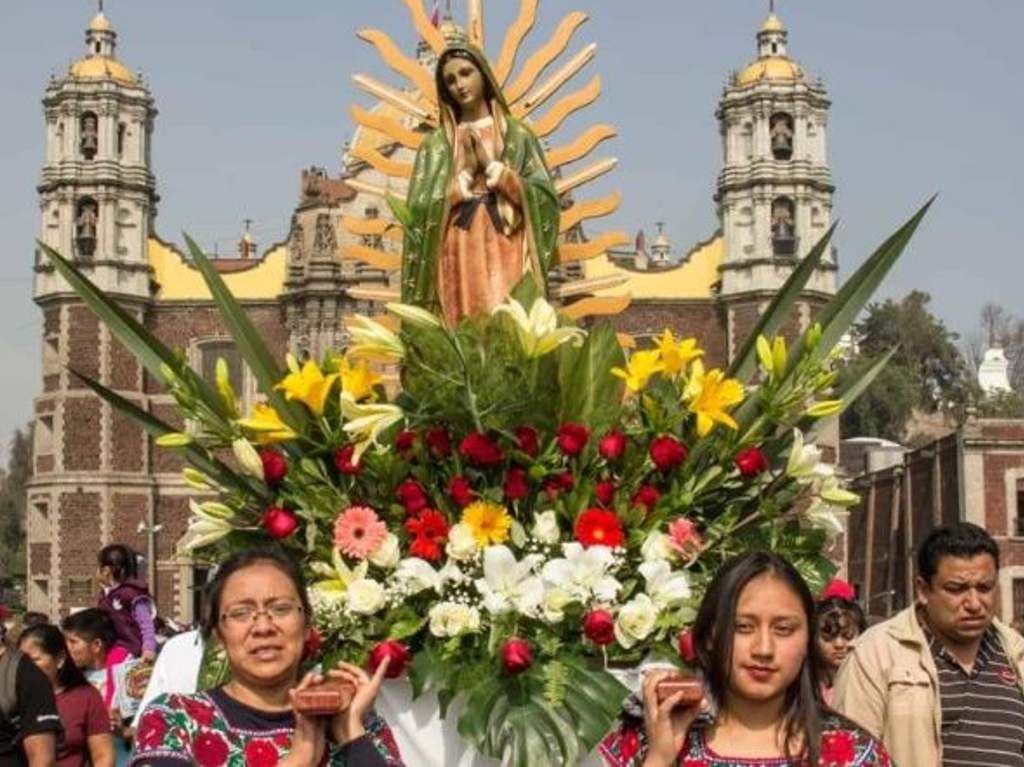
[574,508,625,548]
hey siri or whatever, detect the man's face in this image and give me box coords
[917,554,998,646]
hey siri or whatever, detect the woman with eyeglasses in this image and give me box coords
[129,549,403,766]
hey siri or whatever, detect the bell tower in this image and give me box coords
[715,7,836,356]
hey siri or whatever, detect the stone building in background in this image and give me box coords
[27,8,837,621]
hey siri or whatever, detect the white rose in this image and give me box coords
[540,587,573,624]
[531,510,561,545]
[446,523,480,561]
[615,593,659,649]
[641,531,674,563]
[428,601,482,638]
[346,578,386,615]
[367,533,400,570]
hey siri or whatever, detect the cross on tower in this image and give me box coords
[769,0,776,13]
[98,0,104,13]
[243,218,254,233]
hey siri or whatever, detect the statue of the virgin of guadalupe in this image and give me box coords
[400,43,561,327]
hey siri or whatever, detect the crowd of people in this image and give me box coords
[0,521,1019,765]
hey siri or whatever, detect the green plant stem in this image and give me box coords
[447,332,484,432]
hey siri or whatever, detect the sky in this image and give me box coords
[0,0,1022,460]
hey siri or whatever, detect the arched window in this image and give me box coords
[80,112,99,160]
[771,197,797,257]
[75,197,98,258]
[770,113,794,161]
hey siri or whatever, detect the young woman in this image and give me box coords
[601,552,891,767]
[18,624,115,767]
[402,42,560,326]
[814,579,866,702]
[129,548,403,766]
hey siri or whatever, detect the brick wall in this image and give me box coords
[66,305,100,390]
[58,491,103,613]
[63,397,102,472]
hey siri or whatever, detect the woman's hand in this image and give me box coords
[640,670,703,767]
[285,671,328,767]
[459,129,481,176]
[328,658,390,745]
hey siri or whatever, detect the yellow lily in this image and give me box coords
[684,359,744,436]
[238,402,297,444]
[611,349,665,393]
[215,358,239,417]
[275,357,339,416]
[654,330,703,376]
[339,356,382,402]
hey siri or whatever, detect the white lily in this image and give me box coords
[541,543,621,603]
[474,546,545,617]
[182,499,234,551]
[817,475,860,507]
[540,586,574,624]
[639,560,692,610]
[804,499,846,539]
[393,557,441,595]
[492,296,586,358]
[386,302,443,330]
[341,397,404,461]
[346,314,405,360]
[310,548,368,594]
[785,430,831,482]
[640,531,675,563]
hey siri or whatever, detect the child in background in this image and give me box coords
[815,578,867,703]
[96,545,157,663]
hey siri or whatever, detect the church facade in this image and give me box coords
[26,8,837,620]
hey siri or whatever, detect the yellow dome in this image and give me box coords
[89,13,113,32]
[70,56,137,85]
[736,57,804,87]
[760,14,784,33]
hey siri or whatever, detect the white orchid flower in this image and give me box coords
[386,302,442,330]
[341,397,404,461]
[346,314,405,360]
[474,546,545,617]
[639,560,692,610]
[492,296,587,358]
[541,543,621,603]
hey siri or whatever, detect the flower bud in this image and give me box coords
[501,638,533,676]
[582,609,616,646]
[232,438,265,480]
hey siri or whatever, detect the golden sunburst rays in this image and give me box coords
[342,0,631,319]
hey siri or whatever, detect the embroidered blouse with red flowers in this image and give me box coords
[599,713,892,767]
[128,687,403,767]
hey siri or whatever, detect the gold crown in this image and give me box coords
[440,19,469,47]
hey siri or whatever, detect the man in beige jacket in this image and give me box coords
[833,522,1024,766]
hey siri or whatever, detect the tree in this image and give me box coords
[840,291,972,442]
[0,424,33,586]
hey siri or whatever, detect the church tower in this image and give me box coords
[716,8,836,356]
[28,6,158,616]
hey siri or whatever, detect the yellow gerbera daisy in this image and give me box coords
[654,330,703,376]
[611,349,665,393]
[684,359,744,436]
[461,501,513,547]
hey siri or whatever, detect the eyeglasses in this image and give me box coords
[220,601,304,628]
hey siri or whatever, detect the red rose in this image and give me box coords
[459,432,505,467]
[501,638,533,675]
[425,427,451,457]
[332,444,361,476]
[556,423,591,457]
[261,507,298,539]
[243,740,281,767]
[405,509,449,562]
[368,640,411,679]
[678,629,697,664]
[598,429,627,460]
[396,479,429,514]
[735,446,769,477]
[649,435,688,472]
[395,430,418,455]
[513,425,540,458]
[595,480,617,507]
[574,508,625,548]
[259,449,288,487]
[631,485,661,512]
[302,627,323,661]
[820,731,857,764]
[504,467,530,501]
[448,476,475,508]
[193,731,230,767]
[544,471,575,500]
[583,609,616,646]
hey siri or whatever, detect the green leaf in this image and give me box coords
[560,656,629,751]
[182,234,308,431]
[834,346,899,415]
[38,240,229,420]
[510,273,543,312]
[558,323,625,434]
[728,223,837,381]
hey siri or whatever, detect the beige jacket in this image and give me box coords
[832,606,1024,767]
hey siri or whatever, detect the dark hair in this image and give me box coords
[917,522,999,583]
[19,624,90,690]
[816,597,867,641]
[22,612,50,628]
[99,544,140,582]
[61,608,116,650]
[436,48,496,118]
[201,547,310,639]
[693,551,826,764]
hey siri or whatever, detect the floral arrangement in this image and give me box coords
[41,200,931,767]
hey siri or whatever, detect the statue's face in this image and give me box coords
[443,56,485,115]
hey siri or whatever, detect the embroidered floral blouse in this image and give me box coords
[599,713,893,767]
[128,687,403,767]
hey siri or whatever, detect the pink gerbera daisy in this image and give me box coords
[333,505,387,559]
